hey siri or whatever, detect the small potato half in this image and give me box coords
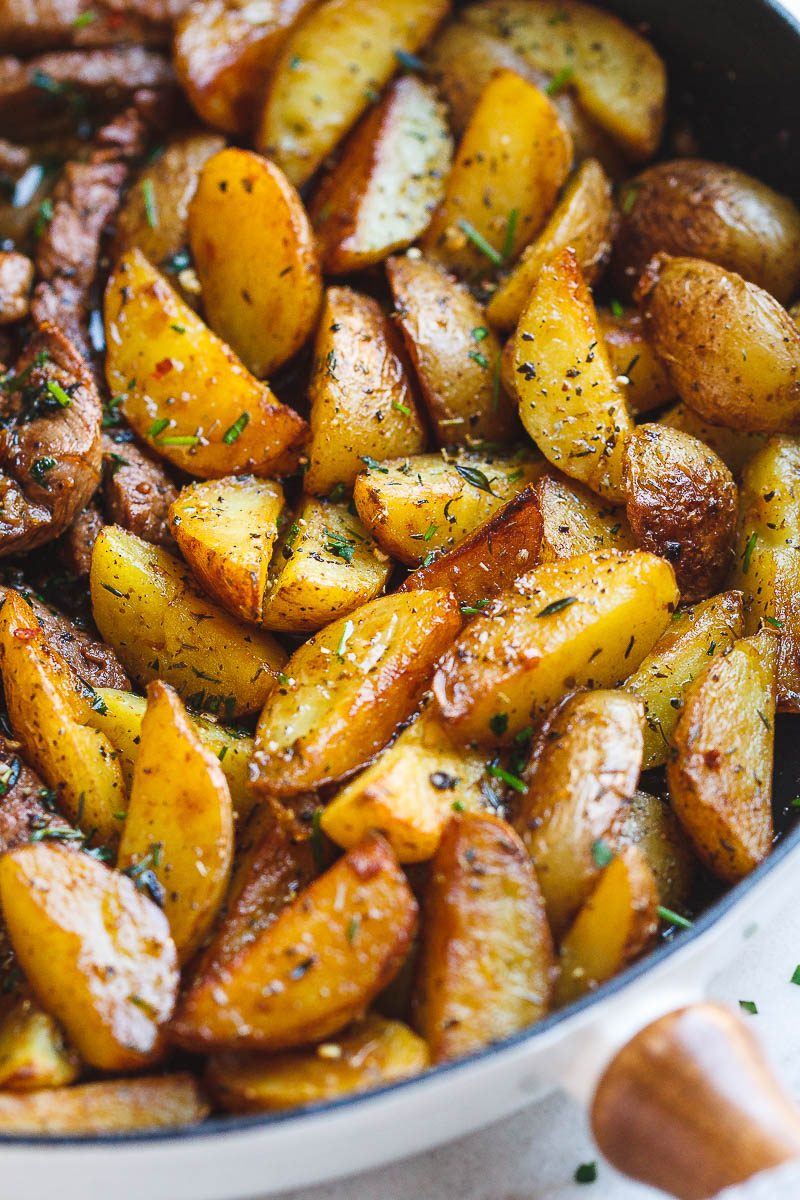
[617,791,696,914]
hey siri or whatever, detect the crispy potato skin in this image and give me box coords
[659,402,766,480]
[636,254,800,435]
[171,833,417,1052]
[516,690,644,937]
[613,159,800,304]
[0,844,178,1071]
[667,629,777,882]
[413,813,554,1062]
[0,1074,209,1134]
[622,423,738,602]
[535,472,634,561]
[617,791,695,913]
[598,306,675,415]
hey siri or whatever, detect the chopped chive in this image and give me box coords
[486,762,526,793]
[764,615,783,630]
[392,399,412,417]
[141,178,158,229]
[452,799,465,812]
[170,323,186,334]
[222,412,249,444]
[791,966,800,986]
[469,349,489,369]
[457,218,503,267]
[460,600,489,616]
[148,417,169,439]
[160,435,199,447]
[610,299,624,318]
[742,530,757,574]
[739,999,758,1015]
[360,455,389,473]
[46,380,72,408]
[546,65,575,95]
[502,207,519,261]
[575,1162,598,1185]
[394,48,427,72]
[471,326,489,342]
[421,550,436,568]
[489,712,508,737]
[336,619,354,660]
[423,522,437,542]
[536,596,578,618]
[591,839,614,868]
[72,10,97,26]
[657,905,693,930]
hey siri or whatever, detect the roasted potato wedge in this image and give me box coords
[0,1075,208,1134]
[659,402,766,480]
[413,812,554,1062]
[617,791,695,914]
[118,683,234,964]
[189,148,322,378]
[311,78,452,274]
[637,255,800,435]
[535,472,634,562]
[105,249,307,479]
[487,159,615,332]
[207,1015,428,1113]
[555,845,659,1006]
[304,287,427,496]
[433,549,678,742]
[90,526,286,719]
[598,305,675,415]
[514,248,634,502]
[171,832,417,1051]
[622,423,738,602]
[252,589,461,795]
[169,475,284,626]
[667,629,778,882]
[421,69,572,280]
[0,999,79,1092]
[516,690,644,937]
[386,254,517,444]
[0,844,178,1071]
[256,0,450,186]
[353,449,544,566]
[625,591,745,769]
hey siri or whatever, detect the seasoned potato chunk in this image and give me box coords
[0,1075,208,1134]
[667,629,778,882]
[536,473,634,562]
[0,999,79,1092]
[90,526,286,719]
[413,813,554,1062]
[252,589,461,795]
[598,306,675,415]
[171,833,417,1051]
[617,791,695,914]
[659,402,766,480]
[434,549,678,742]
[0,845,178,1071]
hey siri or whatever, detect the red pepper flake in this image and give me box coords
[153,358,173,379]
[13,627,39,641]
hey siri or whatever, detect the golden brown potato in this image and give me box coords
[90,526,286,719]
[598,306,675,414]
[535,472,634,562]
[659,402,766,480]
[613,159,800,304]
[399,485,543,607]
[617,791,695,914]
[625,591,745,769]
[304,287,427,496]
[667,629,778,882]
[555,845,659,1006]
[189,148,322,378]
[421,69,572,280]
[353,449,544,566]
[488,159,615,332]
[0,999,79,1092]
[0,1074,208,1134]
[622,423,738,602]
[0,844,178,1071]
[252,589,461,795]
[105,250,307,479]
[516,689,644,938]
[311,78,452,274]
[636,255,800,435]
[256,0,450,186]
[118,683,234,964]
[463,0,667,160]
[169,476,284,626]
[514,248,634,502]
[413,812,554,1062]
[386,254,517,445]
[433,549,679,742]
[171,832,417,1051]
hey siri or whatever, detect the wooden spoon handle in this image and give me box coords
[590,1002,800,1199]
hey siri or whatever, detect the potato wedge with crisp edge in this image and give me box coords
[667,629,778,882]
[636,255,800,435]
[598,306,675,415]
[617,791,696,914]
[311,78,453,275]
[487,159,615,333]
[659,402,766,480]
[0,589,125,846]
[256,0,451,187]
[625,592,745,769]
[251,589,461,796]
[353,449,545,566]
[413,812,554,1063]
[516,690,644,938]
[421,70,572,280]
[321,705,493,863]
[463,0,666,161]
[169,476,284,626]
[0,844,178,1071]
[513,248,634,502]
[535,472,634,562]
[105,250,307,479]
[262,497,391,634]
[0,1074,208,1134]
[433,549,678,743]
[398,485,543,607]
[731,438,800,710]
[207,1015,429,1113]
[386,254,517,445]
[189,149,322,378]
[90,526,286,719]
[171,832,416,1051]
[0,999,80,1091]
[118,683,234,964]
[555,844,659,1007]
[304,287,427,496]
